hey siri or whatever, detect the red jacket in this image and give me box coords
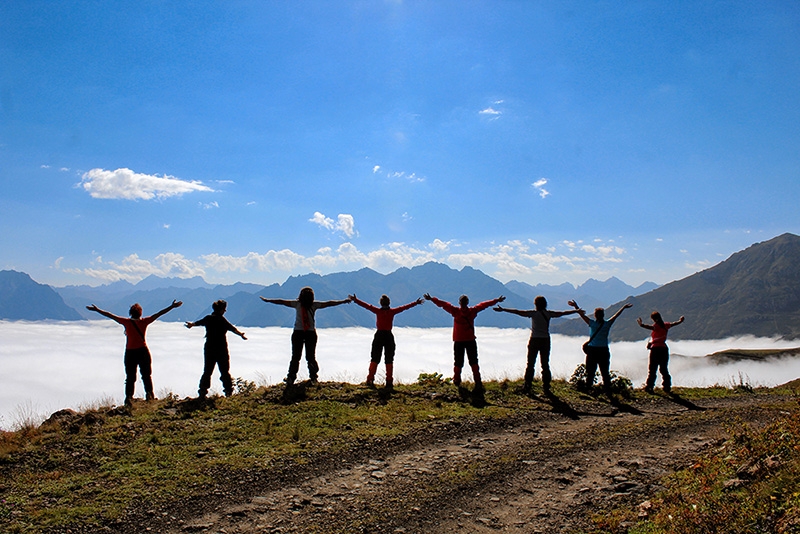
[353,297,419,331]
[429,296,502,342]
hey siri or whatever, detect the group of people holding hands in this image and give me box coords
[87,287,684,406]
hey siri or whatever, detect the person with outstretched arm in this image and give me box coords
[185,299,247,399]
[260,287,351,386]
[424,293,505,392]
[638,311,685,394]
[86,299,182,406]
[494,296,583,394]
[570,300,633,394]
[349,293,423,388]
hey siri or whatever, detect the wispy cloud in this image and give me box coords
[532,178,550,198]
[79,168,214,200]
[371,164,425,183]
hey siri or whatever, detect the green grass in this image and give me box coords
[0,377,795,533]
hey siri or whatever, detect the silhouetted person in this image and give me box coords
[350,293,423,388]
[424,293,505,391]
[86,299,182,406]
[638,311,685,394]
[494,296,583,393]
[571,301,632,393]
[261,287,351,386]
[185,299,247,398]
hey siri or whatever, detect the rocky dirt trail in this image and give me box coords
[154,391,790,534]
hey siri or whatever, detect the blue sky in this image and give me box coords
[2,1,799,288]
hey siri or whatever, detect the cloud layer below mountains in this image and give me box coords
[2,322,798,429]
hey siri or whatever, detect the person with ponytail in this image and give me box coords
[638,311,685,394]
[261,287,351,386]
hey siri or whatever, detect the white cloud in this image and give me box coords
[80,168,214,200]
[429,238,451,252]
[64,253,206,283]
[309,212,335,230]
[532,178,550,198]
[479,107,502,119]
[373,165,381,173]
[336,214,356,238]
[201,201,220,210]
[57,235,654,287]
[309,212,358,238]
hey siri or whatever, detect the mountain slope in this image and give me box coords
[0,270,83,321]
[554,233,800,341]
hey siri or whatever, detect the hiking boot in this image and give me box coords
[644,386,654,394]
[145,392,155,401]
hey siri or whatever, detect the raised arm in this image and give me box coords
[85,304,123,323]
[672,316,685,327]
[637,317,654,330]
[608,302,633,323]
[316,297,352,309]
[348,294,377,313]
[424,294,455,313]
[568,300,591,325]
[260,297,296,307]
[547,309,582,318]
[151,299,183,321]
[394,298,424,313]
[493,306,534,317]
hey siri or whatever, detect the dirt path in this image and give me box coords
[152,391,791,534]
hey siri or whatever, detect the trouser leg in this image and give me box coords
[538,339,552,389]
[524,337,537,391]
[198,350,216,397]
[597,349,612,392]
[218,354,233,396]
[304,331,319,381]
[287,331,305,383]
[124,349,139,402]
[453,342,467,386]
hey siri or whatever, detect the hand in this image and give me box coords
[416,298,424,305]
[637,317,643,325]
[423,293,432,300]
[497,295,506,302]
[240,332,247,340]
[260,296,269,302]
[86,304,98,312]
[493,306,504,312]
[172,300,183,308]
[623,303,633,309]
[348,294,356,301]
[568,300,578,308]
[185,322,193,329]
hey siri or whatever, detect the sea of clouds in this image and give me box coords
[2,320,799,430]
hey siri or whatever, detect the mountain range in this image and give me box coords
[2,232,799,340]
[553,233,800,341]
[1,264,654,329]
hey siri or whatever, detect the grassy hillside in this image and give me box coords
[1,377,798,533]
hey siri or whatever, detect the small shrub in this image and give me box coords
[733,372,754,394]
[417,372,452,386]
[569,364,633,398]
[234,377,257,395]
